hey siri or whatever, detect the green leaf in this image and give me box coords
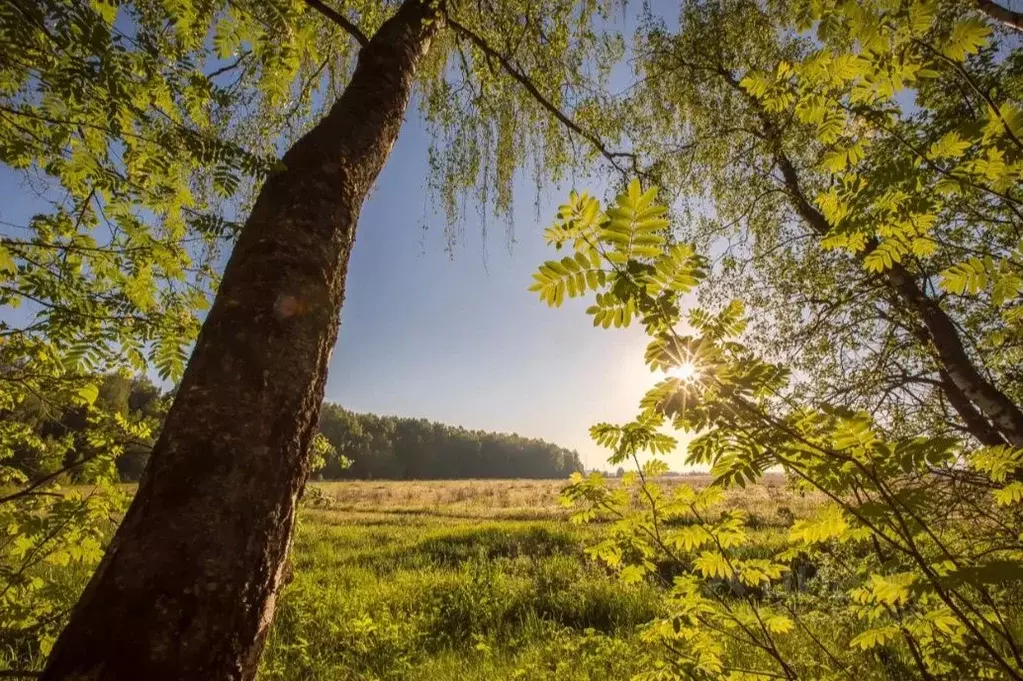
[927,131,972,160]
[940,258,988,295]
[694,551,732,579]
[764,614,794,634]
[994,481,1023,507]
[942,18,992,62]
[77,384,99,406]
[620,564,647,584]
[908,0,937,36]
[850,626,899,650]
[790,506,848,544]
[0,245,15,274]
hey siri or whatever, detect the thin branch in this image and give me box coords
[0,452,100,506]
[913,39,1023,153]
[206,51,251,80]
[445,15,646,180]
[303,0,369,48]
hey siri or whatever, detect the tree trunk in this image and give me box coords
[885,263,1023,447]
[40,2,438,680]
[768,127,1023,447]
[976,0,1023,33]
[939,369,1007,446]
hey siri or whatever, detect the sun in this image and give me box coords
[667,361,700,383]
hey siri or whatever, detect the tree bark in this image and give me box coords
[716,68,1023,445]
[939,370,1006,446]
[40,2,439,680]
[977,0,1023,33]
[767,122,1023,447]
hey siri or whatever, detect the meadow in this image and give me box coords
[256,476,805,681]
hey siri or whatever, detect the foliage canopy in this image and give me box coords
[529,3,1023,678]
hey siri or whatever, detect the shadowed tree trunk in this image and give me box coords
[976,0,1023,33]
[698,63,1023,446]
[40,2,438,679]
[770,142,1023,448]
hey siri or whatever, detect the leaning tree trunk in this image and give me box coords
[718,67,1023,445]
[976,0,1023,33]
[767,131,1023,448]
[41,2,438,680]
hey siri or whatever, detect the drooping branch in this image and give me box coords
[304,0,370,48]
[977,0,1023,33]
[445,14,645,180]
[765,125,1023,447]
[697,55,1023,447]
[0,453,101,506]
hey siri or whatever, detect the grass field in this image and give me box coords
[256,476,805,680]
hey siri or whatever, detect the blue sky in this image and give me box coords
[0,107,688,471]
[324,111,673,469]
[322,5,694,470]
[0,0,700,470]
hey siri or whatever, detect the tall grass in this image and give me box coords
[259,505,664,680]
[259,478,815,679]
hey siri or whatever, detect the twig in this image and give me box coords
[0,453,100,506]
[303,0,369,48]
[445,15,645,180]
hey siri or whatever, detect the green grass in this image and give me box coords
[0,478,800,678]
[259,503,662,680]
[258,477,805,680]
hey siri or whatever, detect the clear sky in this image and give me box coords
[0,91,692,473]
[323,111,678,470]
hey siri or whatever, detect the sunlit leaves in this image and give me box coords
[763,613,794,635]
[927,131,971,161]
[864,572,918,606]
[531,0,1023,675]
[745,0,1023,339]
[940,258,989,295]
[529,251,606,307]
[790,505,849,545]
[538,173,1023,680]
[586,292,636,328]
[647,244,704,297]
[542,190,604,252]
[849,625,899,651]
[693,551,731,579]
[589,420,677,465]
[76,384,99,407]
[941,18,992,62]
[531,183,704,335]
[667,525,713,553]
[993,481,1023,507]
[832,413,878,453]
[968,445,1023,483]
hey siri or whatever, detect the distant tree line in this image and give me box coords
[3,376,582,482]
[317,403,583,480]
[4,372,168,483]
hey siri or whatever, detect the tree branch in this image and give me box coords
[303,0,370,48]
[977,0,1023,32]
[206,51,251,80]
[0,452,100,506]
[445,14,645,180]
